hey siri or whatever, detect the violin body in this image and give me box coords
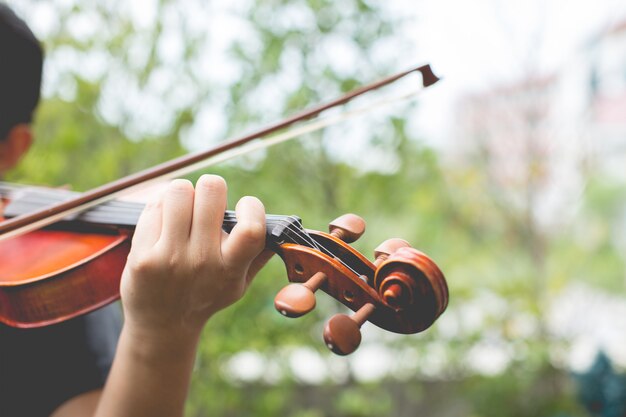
[0,222,130,328]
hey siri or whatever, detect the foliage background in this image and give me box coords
[6,0,626,416]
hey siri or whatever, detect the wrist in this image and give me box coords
[120,320,202,365]
[95,317,202,416]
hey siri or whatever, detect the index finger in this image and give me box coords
[221,196,266,271]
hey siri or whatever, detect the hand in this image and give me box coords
[120,175,268,338]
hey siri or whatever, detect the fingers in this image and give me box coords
[189,175,228,253]
[158,179,195,248]
[131,176,266,279]
[222,196,266,270]
[125,177,269,325]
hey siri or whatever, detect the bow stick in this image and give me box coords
[0,64,439,241]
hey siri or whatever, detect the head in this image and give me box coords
[0,3,43,175]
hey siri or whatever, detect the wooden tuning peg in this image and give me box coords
[323,303,375,355]
[328,213,366,243]
[274,272,327,318]
[373,238,411,267]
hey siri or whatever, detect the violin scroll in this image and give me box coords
[273,213,448,355]
[374,246,448,330]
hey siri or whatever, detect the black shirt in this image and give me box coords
[0,303,122,417]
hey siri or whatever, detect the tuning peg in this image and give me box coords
[373,238,411,267]
[328,213,366,243]
[274,272,327,318]
[323,303,376,355]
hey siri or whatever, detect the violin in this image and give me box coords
[0,185,447,355]
[0,65,447,355]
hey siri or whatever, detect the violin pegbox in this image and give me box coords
[271,213,448,356]
[273,214,365,318]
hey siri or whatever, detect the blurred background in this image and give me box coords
[6,0,626,415]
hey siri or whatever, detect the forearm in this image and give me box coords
[94,322,201,417]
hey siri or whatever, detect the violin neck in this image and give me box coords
[3,187,310,248]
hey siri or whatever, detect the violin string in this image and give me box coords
[12,189,300,244]
[4,184,371,278]
[9,192,290,227]
[267,216,362,277]
[5,189,364,277]
[248,215,365,277]
[5,187,320,251]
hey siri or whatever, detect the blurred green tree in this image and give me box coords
[6,0,626,416]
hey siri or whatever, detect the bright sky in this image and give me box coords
[405,0,626,147]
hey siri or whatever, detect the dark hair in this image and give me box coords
[0,4,43,139]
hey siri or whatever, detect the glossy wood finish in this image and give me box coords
[0,225,130,328]
[374,247,448,333]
